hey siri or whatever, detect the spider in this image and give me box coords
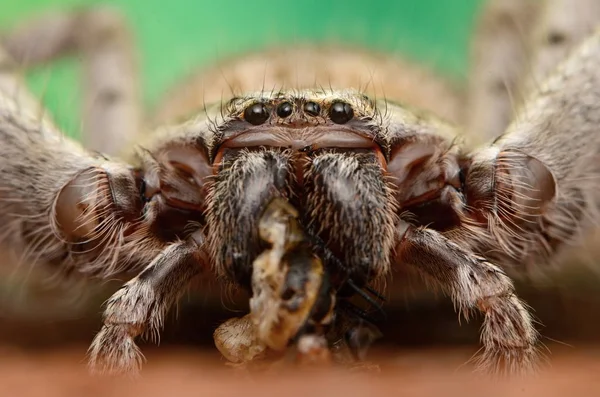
[1,0,600,377]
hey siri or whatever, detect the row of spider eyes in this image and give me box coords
[242,100,355,125]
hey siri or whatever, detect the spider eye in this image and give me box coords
[304,101,321,116]
[329,101,354,124]
[243,103,270,125]
[276,101,293,118]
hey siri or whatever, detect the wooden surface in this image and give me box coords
[2,346,600,397]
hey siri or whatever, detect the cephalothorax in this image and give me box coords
[2,0,600,377]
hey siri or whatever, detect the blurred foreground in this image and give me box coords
[3,346,600,397]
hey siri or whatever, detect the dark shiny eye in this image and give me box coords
[276,101,293,118]
[329,101,354,124]
[243,103,270,125]
[304,101,321,116]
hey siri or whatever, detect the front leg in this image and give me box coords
[2,6,140,156]
[467,0,600,143]
[395,225,539,376]
[88,233,207,376]
[466,0,542,143]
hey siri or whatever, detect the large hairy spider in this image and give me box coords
[1,0,600,377]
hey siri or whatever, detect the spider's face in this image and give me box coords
[139,89,464,291]
[204,89,397,291]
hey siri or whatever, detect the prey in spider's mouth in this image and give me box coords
[213,197,384,368]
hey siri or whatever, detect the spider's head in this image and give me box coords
[132,89,467,291]
[199,89,398,291]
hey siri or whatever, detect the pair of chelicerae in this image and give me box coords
[1,0,600,376]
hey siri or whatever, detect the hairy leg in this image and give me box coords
[523,0,600,96]
[1,6,141,156]
[0,44,44,117]
[467,0,600,144]
[464,27,600,278]
[465,0,542,143]
[395,226,539,376]
[88,234,207,376]
[0,37,162,280]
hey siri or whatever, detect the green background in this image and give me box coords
[2,0,485,139]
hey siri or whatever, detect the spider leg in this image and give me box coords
[466,0,600,143]
[1,6,141,156]
[88,232,208,376]
[395,226,539,376]
[0,44,44,116]
[464,28,600,277]
[0,41,164,280]
[466,0,542,143]
[391,27,600,376]
[522,0,600,97]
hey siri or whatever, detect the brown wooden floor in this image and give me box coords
[2,345,600,397]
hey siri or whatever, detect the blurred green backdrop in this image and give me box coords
[2,0,484,139]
